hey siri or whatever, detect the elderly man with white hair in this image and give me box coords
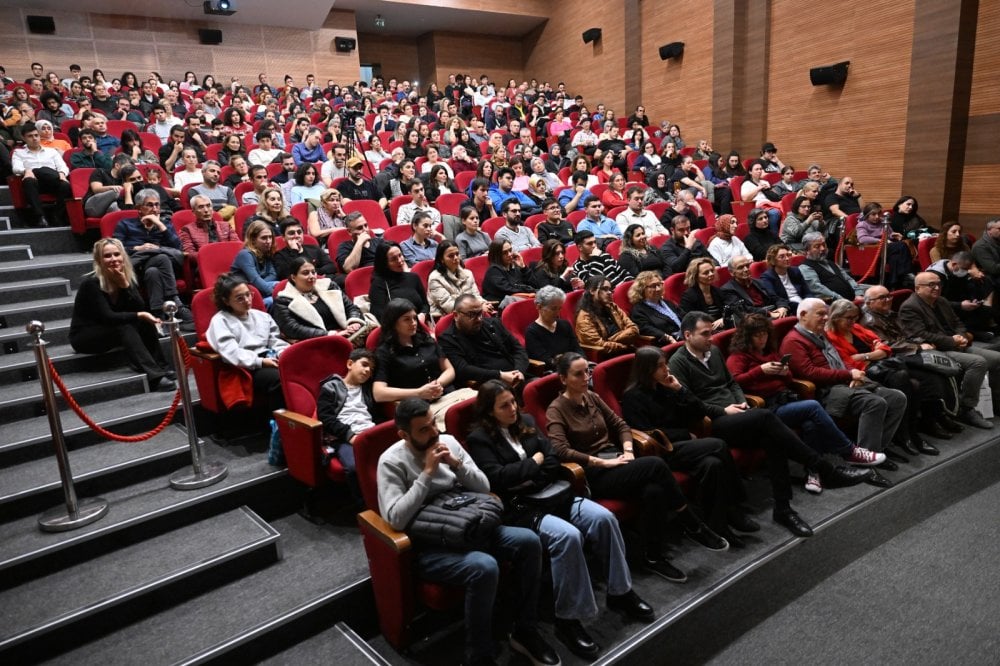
[779,297,908,484]
[797,231,867,301]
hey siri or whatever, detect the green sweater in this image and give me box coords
[667,345,745,417]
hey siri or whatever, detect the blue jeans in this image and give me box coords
[773,399,853,455]
[538,497,631,621]
[765,208,782,235]
[415,525,542,662]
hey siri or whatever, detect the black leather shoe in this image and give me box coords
[721,527,745,549]
[510,627,560,666]
[554,618,600,659]
[773,510,813,537]
[866,469,894,488]
[895,437,920,455]
[914,436,940,456]
[879,446,910,464]
[941,415,965,433]
[644,556,687,583]
[922,421,953,439]
[607,589,655,623]
[727,510,761,533]
[821,464,870,488]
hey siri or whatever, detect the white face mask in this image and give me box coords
[951,267,968,278]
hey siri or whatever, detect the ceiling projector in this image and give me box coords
[204,0,237,16]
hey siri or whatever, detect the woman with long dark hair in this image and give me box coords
[931,220,971,263]
[271,256,365,341]
[890,195,929,237]
[467,379,653,658]
[482,239,534,307]
[619,224,671,277]
[575,274,640,356]
[427,240,485,317]
[369,241,429,322]
[528,239,580,292]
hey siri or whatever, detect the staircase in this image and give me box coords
[0,189,390,665]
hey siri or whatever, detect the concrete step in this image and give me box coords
[0,366,148,426]
[0,317,72,352]
[0,506,281,658]
[0,422,192,520]
[40,512,373,666]
[0,441,286,579]
[0,277,71,307]
[256,622,392,666]
[0,243,33,262]
[0,295,76,331]
[0,341,130,391]
[0,226,86,255]
[0,184,12,206]
[0,253,94,290]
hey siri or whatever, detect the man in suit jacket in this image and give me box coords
[897,271,1000,429]
[439,295,530,387]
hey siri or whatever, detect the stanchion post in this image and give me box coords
[164,301,229,490]
[28,321,109,532]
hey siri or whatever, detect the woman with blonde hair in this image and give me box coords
[249,186,288,235]
[680,257,726,330]
[306,188,347,242]
[231,220,278,304]
[70,238,176,391]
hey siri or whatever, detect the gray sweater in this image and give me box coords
[377,435,489,531]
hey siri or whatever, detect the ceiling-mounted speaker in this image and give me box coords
[335,37,357,52]
[582,28,602,44]
[809,61,850,86]
[198,28,223,45]
[658,42,685,60]
[26,15,56,34]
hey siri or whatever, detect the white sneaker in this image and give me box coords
[805,472,822,494]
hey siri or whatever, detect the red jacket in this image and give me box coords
[778,326,853,387]
[725,348,792,397]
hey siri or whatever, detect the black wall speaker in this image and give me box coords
[26,15,56,34]
[658,42,685,60]
[335,37,357,52]
[809,61,850,86]
[198,28,223,45]
[582,28,602,44]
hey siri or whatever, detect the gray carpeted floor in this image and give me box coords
[707,478,1000,665]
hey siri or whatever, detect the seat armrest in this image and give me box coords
[745,394,766,409]
[358,510,412,553]
[559,462,586,493]
[273,408,322,431]
[789,378,816,398]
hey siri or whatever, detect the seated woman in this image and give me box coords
[680,258,726,330]
[575,274,640,357]
[618,223,671,277]
[890,195,929,239]
[70,238,176,392]
[467,380,654,659]
[725,312,889,493]
[482,239,535,308]
[547,353,728,583]
[271,256,367,341]
[400,210,442,266]
[740,161,781,233]
[600,172,629,210]
[854,202,915,289]
[306,189,347,242]
[631,141,662,178]
[369,241,430,323]
[217,133,247,167]
[427,240,488,318]
[628,271,684,346]
[779,195,826,252]
[529,239,583,292]
[454,206,492,260]
[119,129,159,165]
[249,187,288,236]
[523,174,551,208]
[173,148,205,190]
[231,220,279,305]
[206,273,288,412]
[931,220,971,263]
[760,244,811,307]
[623,346,758,547]
[825,299,939,457]
[743,207,781,261]
[525,286,583,370]
[707,214,752,267]
[721,255,789,320]
[373,298,472,426]
[425,164,457,205]
[290,163,325,206]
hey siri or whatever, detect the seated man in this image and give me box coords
[178,194,239,257]
[84,153,132,219]
[273,216,337,280]
[159,124,194,172]
[557,170,593,214]
[780,298,908,463]
[721,255,790,319]
[493,199,542,252]
[439,294,530,387]
[376,398,559,666]
[822,175,862,222]
[270,153,298,185]
[971,218,1000,293]
[241,165,271,206]
[320,143,349,187]
[191,160,237,217]
[536,197,575,246]
[898,272,1000,429]
[670,311,869,536]
[396,180,442,228]
[572,230,631,286]
[797,232,866,301]
[337,156,387,209]
[248,130,282,167]
[657,191,707,230]
[576,196,622,247]
[929,251,997,339]
[70,129,113,171]
[291,128,326,166]
[318,349,384,503]
[615,186,667,238]
[337,212,383,273]
[112,188,192,324]
[11,122,71,227]
[660,215,712,275]
[489,167,541,216]
[90,114,121,157]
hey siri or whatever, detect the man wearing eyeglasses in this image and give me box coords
[898,272,1000,429]
[112,188,192,326]
[439,294,529,388]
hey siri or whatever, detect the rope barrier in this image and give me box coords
[46,337,193,443]
[857,233,888,284]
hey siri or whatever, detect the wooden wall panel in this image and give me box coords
[430,32,525,93]
[357,32,420,82]
[639,0,714,146]
[961,0,1000,227]
[523,2,627,115]
[766,1,914,210]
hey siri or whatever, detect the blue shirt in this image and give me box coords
[577,215,621,239]
[400,237,438,265]
[488,184,539,216]
[558,186,593,212]
[292,141,326,166]
[113,216,181,253]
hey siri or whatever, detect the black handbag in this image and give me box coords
[865,356,907,384]
[900,350,962,377]
[512,479,575,529]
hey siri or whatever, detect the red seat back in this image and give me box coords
[500,298,538,346]
[279,335,354,418]
[434,192,467,217]
[344,265,375,300]
[354,421,406,512]
[613,280,634,314]
[99,210,137,239]
[522,372,564,433]
[197,241,244,292]
[592,353,635,414]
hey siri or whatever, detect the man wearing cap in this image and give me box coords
[760,142,785,173]
[337,155,386,208]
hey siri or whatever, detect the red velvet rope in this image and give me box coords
[857,232,889,284]
[46,336,193,443]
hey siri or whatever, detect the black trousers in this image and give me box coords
[21,167,72,217]
[70,320,169,384]
[668,437,746,530]
[132,252,180,312]
[586,455,683,552]
[710,409,821,509]
[252,366,284,412]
